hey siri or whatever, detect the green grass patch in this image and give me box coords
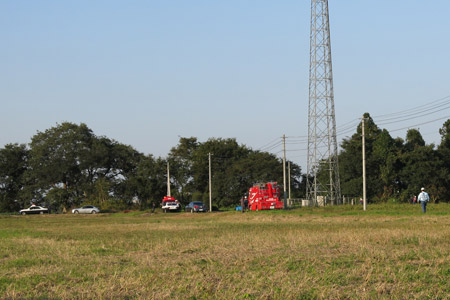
[0,203,449,299]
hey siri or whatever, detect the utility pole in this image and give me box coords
[362,117,367,211]
[306,0,341,206]
[283,134,287,209]
[288,161,291,207]
[208,152,212,212]
[167,161,171,197]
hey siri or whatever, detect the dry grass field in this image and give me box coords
[1,204,449,299]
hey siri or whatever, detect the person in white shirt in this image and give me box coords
[417,187,430,213]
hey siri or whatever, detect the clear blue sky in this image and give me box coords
[1,1,449,170]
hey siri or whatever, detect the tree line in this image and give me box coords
[0,122,302,212]
[334,113,450,203]
[1,115,449,212]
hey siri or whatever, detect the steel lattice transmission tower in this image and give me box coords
[306,0,341,205]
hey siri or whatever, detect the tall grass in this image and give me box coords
[1,204,449,299]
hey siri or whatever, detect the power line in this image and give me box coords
[286,135,307,139]
[260,141,283,152]
[389,115,450,133]
[375,102,450,126]
[337,118,361,131]
[372,95,450,120]
[256,137,282,151]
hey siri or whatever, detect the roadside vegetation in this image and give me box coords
[1,204,449,299]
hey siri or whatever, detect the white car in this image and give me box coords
[72,205,100,214]
[20,206,49,215]
[162,201,181,213]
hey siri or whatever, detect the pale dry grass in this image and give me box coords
[0,209,449,299]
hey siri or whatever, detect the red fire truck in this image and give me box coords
[248,182,284,211]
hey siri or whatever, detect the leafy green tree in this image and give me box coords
[338,113,382,200]
[371,129,404,200]
[168,137,199,205]
[405,128,425,151]
[26,122,147,209]
[398,141,444,202]
[28,122,95,208]
[108,143,143,205]
[438,119,450,147]
[133,155,167,209]
[338,133,362,198]
[191,138,250,207]
[0,144,29,212]
[338,113,404,202]
[437,119,450,202]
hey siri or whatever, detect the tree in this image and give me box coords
[28,122,95,208]
[338,113,382,200]
[405,128,425,151]
[398,143,444,202]
[168,137,199,205]
[371,129,403,200]
[0,144,29,212]
[192,138,249,206]
[133,155,166,209]
[25,122,147,209]
[437,119,450,202]
[438,119,450,149]
[108,142,143,205]
[338,113,403,202]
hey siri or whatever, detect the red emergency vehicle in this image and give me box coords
[248,182,284,211]
[161,196,181,212]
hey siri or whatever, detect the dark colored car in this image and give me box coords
[19,206,50,215]
[185,201,207,213]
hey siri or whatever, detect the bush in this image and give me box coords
[387,198,398,204]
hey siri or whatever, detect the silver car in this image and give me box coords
[72,205,100,214]
[20,205,49,215]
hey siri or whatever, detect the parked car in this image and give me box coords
[162,201,181,213]
[185,201,207,213]
[19,205,49,215]
[72,205,100,214]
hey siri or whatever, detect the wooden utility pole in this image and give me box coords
[288,161,291,207]
[362,117,367,211]
[283,134,287,209]
[208,152,212,212]
[167,161,171,197]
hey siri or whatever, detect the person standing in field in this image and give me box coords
[418,187,430,213]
